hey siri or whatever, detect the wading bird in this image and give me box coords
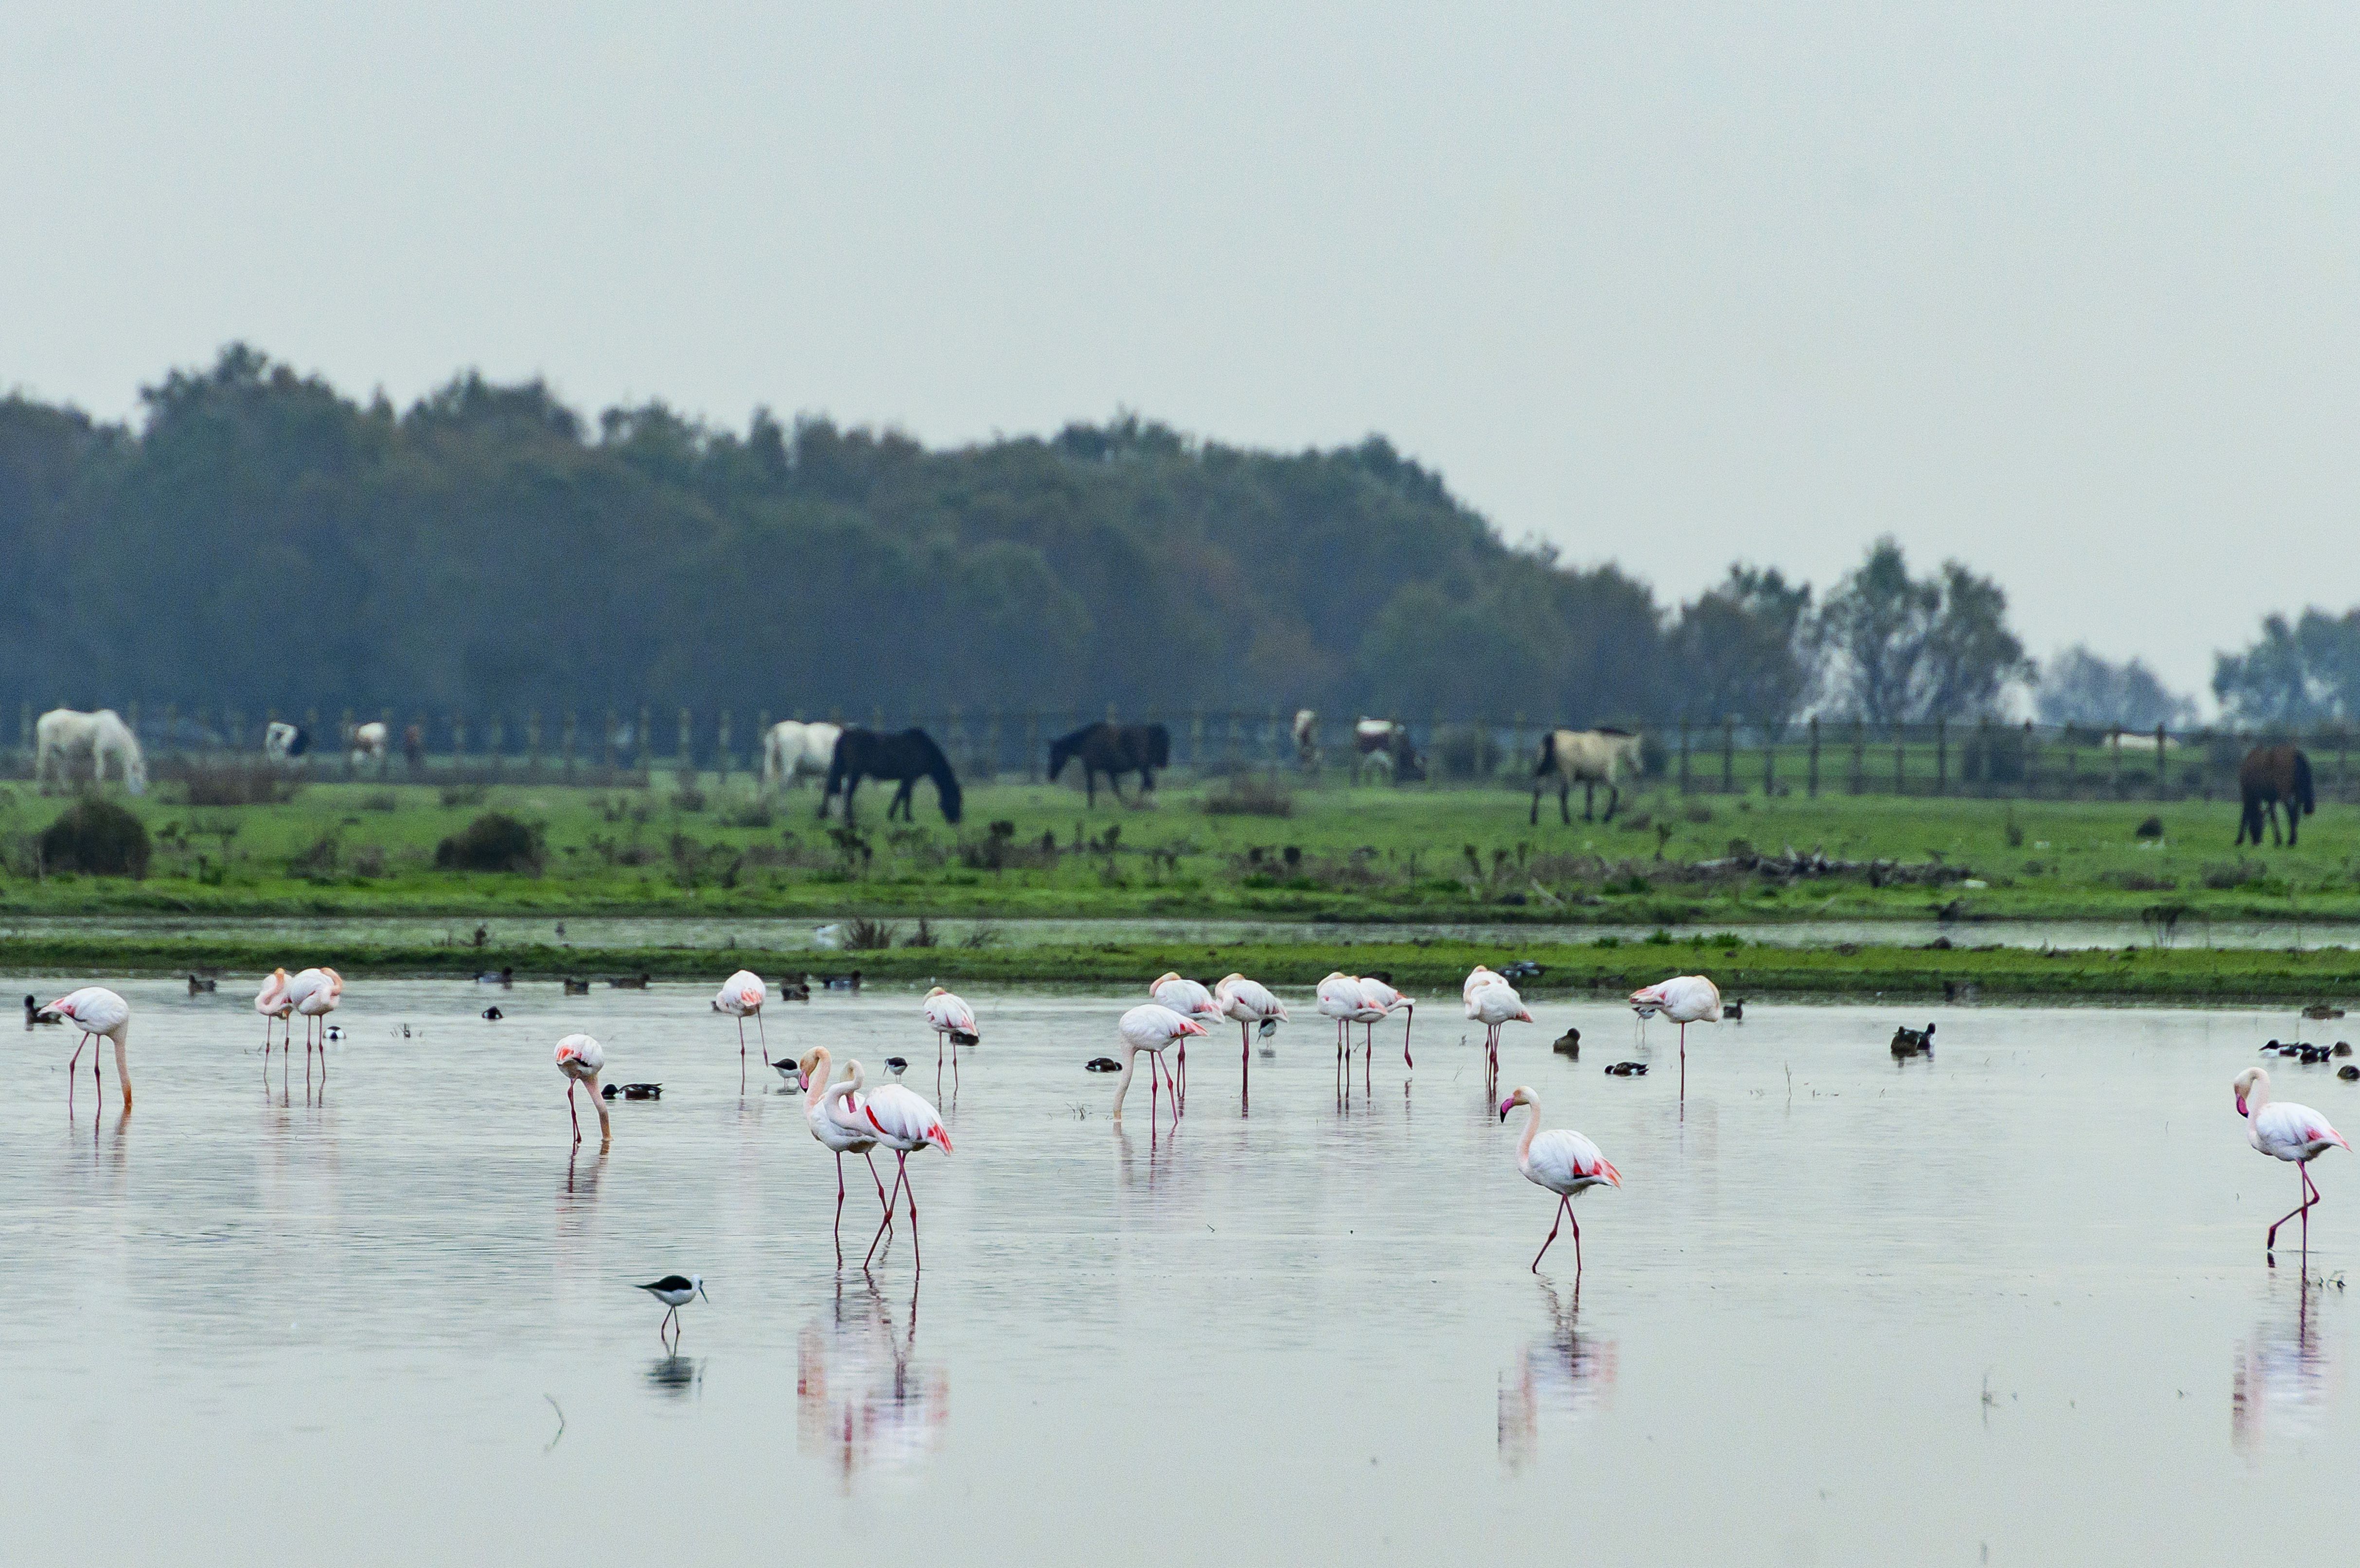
[921,987,978,1093]
[1358,976,1414,1068]
[1467,977,1533,1088]
[637,1274,707,1349]
[1629,974,1722,1102]
[713,969,768,1091]
[1150,973,1221,1096]
[860,1082,954,1274]
[555,1034,611,1146]
[254,968,294,1060]
[285,967,343,1071]
[44,986,132,1110]
[1317,972,1367,1066]
[1214,973,1287,1102]
[1111,1003,1206,1128]
[2235,1066,2351,1268]
[1499,1085,1621,1278]
[800,1046,896,1267]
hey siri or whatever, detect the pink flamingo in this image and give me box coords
[1111,1003,1206,1127]
[921,987,978,1093]
[860,1082,953,1273]
[1317,971,1385,1086]
[1358,976,1415,1068]
[254,968,293,1060]
[801,1045,897,1266]
[1462,966,1500,1004]
[1467,976,1533,1088]
[43,986,132,1110]
[713,969,768,1091]
[2236,1066,2351,1268]
[1150,973,1221,1096]
[1629,974,1721,1102]
[1499,1085,1621,1278]
[284,967,343,1075]
[1213,973,1286,1104]
[555,1033,611,1146]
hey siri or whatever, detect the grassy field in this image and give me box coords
[0,771,2354,928]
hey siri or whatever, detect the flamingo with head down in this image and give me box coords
[714,969,767,1091]
[43,987,132,1110]
[1213,973,1286,1103]
[285,966,342,1073]
[1150,973,1221,1096]
[555,1034,611,1146]
[1467,975,1533,1088]
[1357,976,1414,1068]
[921,987,978,1094]
[254,968,294,1060]
[1629,974,1720,1103]
[1111,1003,1205,1128]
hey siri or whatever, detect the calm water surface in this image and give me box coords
[4,979,2358,1564]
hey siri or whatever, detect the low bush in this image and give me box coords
[40,797,151,878]
[177,759,300,806]
[1202,775,1294,817]
[434,812,544,873]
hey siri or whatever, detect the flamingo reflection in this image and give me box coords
[1497,1281,1616,1471]
[798,1279,948,1489]
[2232,1281,2338,1454]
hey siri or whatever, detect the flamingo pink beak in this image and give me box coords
[2236,1095,2249,1117]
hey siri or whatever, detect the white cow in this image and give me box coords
[347,721,389,771]
[1532,727,1643,824]
[264,721,312,766]
[1291,709,1321,770]
[761,720,843,793]
[35,708,147,795]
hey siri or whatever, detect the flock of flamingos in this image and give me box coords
[30,956,2353,1296]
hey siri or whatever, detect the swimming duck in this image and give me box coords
[186,974,217,994]
[821,972,863,991]
[1085,1057,1122,1073]
[601,1082,662,1100]
[1552,1027,1581,1059]
[1723,998,1745,1021]
[1890,1022,1935,1057]
[778,978,811,1002]
[609,973,651,989]
[2342,1065,2360,1082]
[24,994,59,1025]
[2305,1004,2347,1021]
[482,1006,504,1021]
[562,977,591,995]
[476,967,514,986]
[1603,1061,1648,1077]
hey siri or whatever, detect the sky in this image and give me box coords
[5,2,2359,705]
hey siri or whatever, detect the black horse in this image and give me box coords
[1048,722,1170,806]
[822,728,963,825]
[2237,743,2315,846]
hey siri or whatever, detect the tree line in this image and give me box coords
[0,344,2326,731]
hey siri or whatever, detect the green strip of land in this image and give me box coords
[8,932,2359,1005]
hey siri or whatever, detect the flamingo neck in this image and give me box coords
[802,1048,834,1113]
[586,1074,610,1142]
[1112,1046,1140,1120]
[1517,1100,1541,1166]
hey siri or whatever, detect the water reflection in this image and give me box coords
[797,1279,947,1488]
[1498,1282,1617,1471]
[645,1355,705,1399]
[2233,1282,2337,1454]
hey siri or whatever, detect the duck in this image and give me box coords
[609,973,652,990]
[2337,1042,2354,1058]
[24,994,59,1025]
[1890,1022,1935,1057]
[1723,998,1745,1021]
[601,1082,662,1100]
[476,967,514,986]
[325,1025,345,1041]
[1499,960,1544,984]
[778,978,811,1002]
[2305,1004,2347,1021]
[1551,1026,1581,1059]
[1085,1057,1123,1073]
[2342,1065,2360,1082]
[562,977,591,995]
[186,974,217,994]
[482,1006,504,1021]
[1603,1061,1648,1077]
[821,971,863,991]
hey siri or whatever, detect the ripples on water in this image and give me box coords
[3,980,2358,1561]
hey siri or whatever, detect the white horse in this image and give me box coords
[264,721,312,766]
[1532,728,1643,824]
[35,708,147,795]
[346,721,388,770]
[761,720,843,793]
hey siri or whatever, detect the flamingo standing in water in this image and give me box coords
[921,987,978,1093]
[1358,976,1415,1068]
[254,968,293,1060]
[800,1046,897,1266]
[860,1082,953,1273]
[1150,973,1221,1096]
[1462,966,1500,1004]
[1111,1003,1206,1127]
[1317,972,1365,1067]
[285,967,343,1074]
[1467,977,1533,1087]
[713,969,768,1091]
[2236,1066,2351,1267]
[1499,1085,1620,1277]
[44,986,132,1110]
[555,1033,611,1146]
[1213,973,1286,1104]
[1629,974,1721,1102]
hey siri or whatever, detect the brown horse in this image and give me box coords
[2237,744,2315,846]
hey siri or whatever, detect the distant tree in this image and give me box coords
[1670,565,1816,728]
[2035,646,2197,730]
[1816,538,2031,723]
[2213,609,2360,725]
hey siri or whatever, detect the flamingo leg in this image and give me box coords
[69,1029,89,1109]
[738,1018,747,1092]
[1178,1039,1185,1100]
[865,1150,895,1236]
[903,1154,921,1273]
[1532,1198,1566,1274]
[864,1159,909,1271]
[1239,1021,1252,1110]
[1403,1007,1414,1070]
[2266,1164,2317,1253]
[568,1079,581,1142]
[936,1030,945,1099]
[1680,1021,1687,1103]
[834,1150,847,1267]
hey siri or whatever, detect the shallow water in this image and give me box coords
[3,910,2351,952]
[5,980,2360,1564]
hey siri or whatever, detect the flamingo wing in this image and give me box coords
[2256,1101,2349,1157]
[1527,1129,1619,1190]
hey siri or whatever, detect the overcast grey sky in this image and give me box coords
[6,2,2357,703]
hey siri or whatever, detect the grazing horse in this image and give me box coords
[1292,709,1321,771]
[1352,719,1424,784]
[2238,744,2316,847]
[761,720,843,793]
[1533,728,1644,824]
[34,708,147,795]
[1048,722,1169,806]
[823,728,964,825]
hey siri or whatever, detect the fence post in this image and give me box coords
[529,711,543,779]
[488,713,506,780]
[451,714,467,781]
[1892,722,1904,796]
[635,705,651,775]
[1721,717,1735,794]
[2110,726,2123,796]
[2023,719,2038,799]
[1762,720,1776,797]
[562,711,577,779]
[1678,720,1691,793]
[1850,719,1865,794]
[1807,717,1819,797]
[2338,726,2349,805]
[18,702,28,757]
[719,710,733,782]
[986,710,1003,783]
[1026,712,1042,783]
[1935,718,1947,796]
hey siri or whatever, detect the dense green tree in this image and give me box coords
[1817,539,2031,724]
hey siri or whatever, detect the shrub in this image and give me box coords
[843,915,898,950]
[289,835,342,879]
[434,812,544,873]
[361,791,400,812]
[1202,775,1294,817]
[177,759,300,806]
[439,783,489,809]
[40,797,151,878]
